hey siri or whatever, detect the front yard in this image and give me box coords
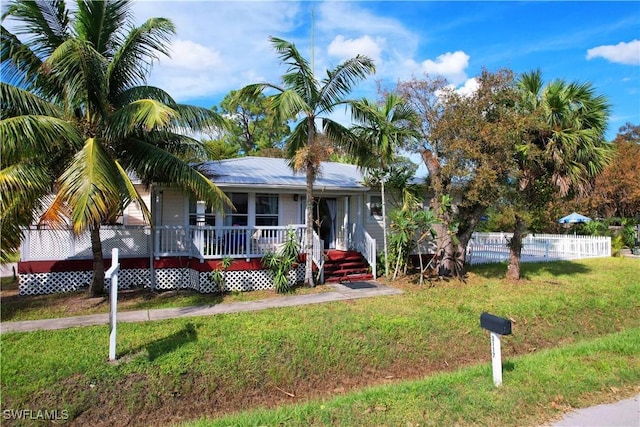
[1,257,639,426]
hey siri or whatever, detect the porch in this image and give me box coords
[17,224,376,295]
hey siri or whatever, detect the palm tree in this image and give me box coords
[1,0,229,295]
[236,36,375,287]
[349,94,418,278]
[506,70,611,280]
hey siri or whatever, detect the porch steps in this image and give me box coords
[323,250,374,283]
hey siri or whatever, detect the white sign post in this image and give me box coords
[105,248,120,361]
[490,332,503,387]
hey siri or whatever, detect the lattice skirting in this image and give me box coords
[18,265,305,295]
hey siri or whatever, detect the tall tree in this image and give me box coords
[1,0,229,295]
[587,123,640,219]
[236,36,375,287]
[397,69,522,277]
[506,70,611,280]
[213,90,291,157]
[349,93,418,278]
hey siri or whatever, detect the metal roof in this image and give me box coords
[197,157,369,191]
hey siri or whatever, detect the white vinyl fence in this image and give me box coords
[467,232,611,265]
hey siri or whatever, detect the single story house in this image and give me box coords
[18,157,401,295]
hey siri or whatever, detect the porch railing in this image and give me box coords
[19,224,375,283]
[155,225,307,260]
[311,230,324,283]
[350,225,377,278]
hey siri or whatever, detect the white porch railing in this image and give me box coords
[350,225,377,278]
[311,230,325,283]
[156,225,307,260]
[467,232,611,265]
[19,225,310,262]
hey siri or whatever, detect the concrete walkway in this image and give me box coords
[552,393,639,427]
[0,281,402,334]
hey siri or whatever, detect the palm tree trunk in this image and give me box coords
[89,225,105,296]
[304,165,315,287]
[506,214,525,281]
[381,177,390,278]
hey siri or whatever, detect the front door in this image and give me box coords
[313,198,336,249]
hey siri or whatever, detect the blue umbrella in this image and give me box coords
[558,212,592,224]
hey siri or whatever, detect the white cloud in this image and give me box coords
[327,35,383,63]
[420,51,470,85]
[164,40,223,71]
[131,1,301,103]
[586,39,640,65]
[456,78,479,97]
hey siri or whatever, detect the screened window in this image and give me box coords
[224,193,248,226]
[189,199,215,226]
[369,195,383,220]
[255,194,279,226]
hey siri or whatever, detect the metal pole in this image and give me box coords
[490,332,503,387]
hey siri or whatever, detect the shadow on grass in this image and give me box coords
[469,260,592,280]
[120,322,200,362]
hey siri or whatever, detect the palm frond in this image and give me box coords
[107,16,175,92]
[0,114,82,162]
[270,89,308,122]
[114,160,151,224]
[55,137,123,232]
[1,25,44,89]
[3,0,70,58]
[112,85,176,107]
[121,138,231,211]
[319,55,375,111]
[285,118,312,159]
[0,82,65,118]
[75,0,131,55]
[171,104,228,134]
[107,98,176,139]
[45,37,107,112]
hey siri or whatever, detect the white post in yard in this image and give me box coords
[105,248,120,361]
[490,332,503,387]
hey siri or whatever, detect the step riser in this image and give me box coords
[323,251,372,283]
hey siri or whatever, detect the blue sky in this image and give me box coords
[131,1,640,143]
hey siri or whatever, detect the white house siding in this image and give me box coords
[159,189,186,226]
[122,185,151,225]
[280,195,299,226]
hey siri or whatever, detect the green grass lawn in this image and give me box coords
[1,257,639,426]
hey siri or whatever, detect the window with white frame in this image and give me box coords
[224,193,248,226]
[255,194,279,226]
[369,195,383,220]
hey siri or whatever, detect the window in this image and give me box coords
[189,199,215,226]
[224,193,248,226]
[369,195,383,220]
[255,194,279,226]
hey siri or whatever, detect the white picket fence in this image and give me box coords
[466,232,611,265]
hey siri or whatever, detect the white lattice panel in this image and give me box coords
[19,271,92,296]
[18,264,306,295]
[105,269,151,290]
[24,230,75,260]
[154,268,186,290]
